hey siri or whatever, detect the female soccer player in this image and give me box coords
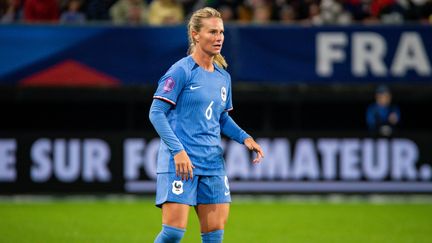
[149,7,264,243]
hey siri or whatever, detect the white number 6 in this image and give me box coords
[205,101,214,120]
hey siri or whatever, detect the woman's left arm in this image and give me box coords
[220,111,264,163]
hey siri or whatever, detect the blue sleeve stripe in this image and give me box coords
[154,96,176,105]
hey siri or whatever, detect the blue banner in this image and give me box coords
[0,24,431,85]
[231,25,432,84]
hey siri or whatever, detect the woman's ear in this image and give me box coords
[192,31,199,43]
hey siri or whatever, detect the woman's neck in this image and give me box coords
[191,50,214,72]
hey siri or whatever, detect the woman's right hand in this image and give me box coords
[174,150,195,180]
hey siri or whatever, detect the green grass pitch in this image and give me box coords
[1,196,431,243]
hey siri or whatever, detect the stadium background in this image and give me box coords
[1,0,432,242]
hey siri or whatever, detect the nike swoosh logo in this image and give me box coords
[224,191,230,196]
[190,85,202,90]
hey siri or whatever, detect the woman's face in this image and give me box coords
[193,17,224,56]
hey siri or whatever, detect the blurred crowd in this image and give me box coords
[1,0,431,25]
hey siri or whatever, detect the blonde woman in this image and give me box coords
[149,7,264,243]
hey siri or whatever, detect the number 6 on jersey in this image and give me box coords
[205,101,214,120]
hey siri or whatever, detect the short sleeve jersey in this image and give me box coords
[153,55,233,175]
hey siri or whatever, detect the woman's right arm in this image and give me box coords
[149,99,194,179]
[149,98,184,154]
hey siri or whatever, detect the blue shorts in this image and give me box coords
[155,173,232,207]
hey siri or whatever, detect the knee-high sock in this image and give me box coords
[201,229,224,243]
[154,224,185,243]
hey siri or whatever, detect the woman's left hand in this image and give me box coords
[244,137,264,164]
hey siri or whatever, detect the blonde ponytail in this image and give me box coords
[214,54,228,69]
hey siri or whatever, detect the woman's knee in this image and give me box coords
[162,203,190,229]
[197,204,230,232]
[201,217,228,233]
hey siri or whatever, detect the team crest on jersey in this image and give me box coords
[172,180,183,195]
[221,86,227,102]
[163,77,175,92]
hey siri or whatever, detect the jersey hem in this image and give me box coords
[157,168,226,176]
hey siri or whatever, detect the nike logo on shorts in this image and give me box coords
[224,191,230,196]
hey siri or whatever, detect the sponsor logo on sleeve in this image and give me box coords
[163,77,175,92]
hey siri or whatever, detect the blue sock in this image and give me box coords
[201,229,224,243]
[154,224,185,243]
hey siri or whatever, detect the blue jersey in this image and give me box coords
[153,56,233,176]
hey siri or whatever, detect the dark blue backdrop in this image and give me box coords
[0,24,431,85]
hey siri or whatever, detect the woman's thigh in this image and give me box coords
[162,202,191,229]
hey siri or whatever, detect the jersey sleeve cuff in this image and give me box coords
[239,133,252,144]
[154,96,176,105]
